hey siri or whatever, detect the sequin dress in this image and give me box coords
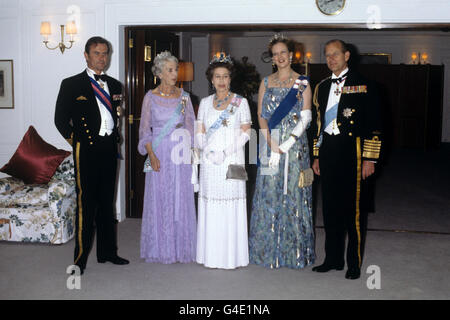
[196,94,252,269]
[138,89,197,264]
[249,77,315,269]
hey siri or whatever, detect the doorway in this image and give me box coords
[124,27,179,218]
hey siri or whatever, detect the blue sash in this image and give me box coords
[89,77,114,118]
[143,92,188,172]
[205,95,242,140]
[324,103,338,129]
[267,75,308,131]
[315,103,339,148]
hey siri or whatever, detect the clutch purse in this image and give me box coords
[143,156,152,172]
[298,168,314,188]
[226,164,248,181]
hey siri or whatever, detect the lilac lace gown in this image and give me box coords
[138,89,197,263]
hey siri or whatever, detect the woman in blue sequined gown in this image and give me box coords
[249,35,315,269]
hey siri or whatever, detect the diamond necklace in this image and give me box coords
[273,71,293,87]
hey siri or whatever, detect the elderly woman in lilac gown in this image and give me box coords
[138,51,197,263]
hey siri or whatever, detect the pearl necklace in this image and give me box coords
[214,92,231,109]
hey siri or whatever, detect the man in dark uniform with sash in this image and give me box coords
[55,36,129,275]
[311,39,382,280]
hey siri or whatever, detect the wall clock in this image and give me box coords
[316,0,346,16]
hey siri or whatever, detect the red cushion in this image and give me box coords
[0,126,71,184]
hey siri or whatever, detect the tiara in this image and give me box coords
[209,52,233,65]
[269,33,288,44]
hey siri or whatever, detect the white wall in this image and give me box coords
[1,0,450,221]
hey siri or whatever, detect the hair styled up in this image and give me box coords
[205,61,234,82]
[85,36,111,54]
[151,51,179,78]
[268,33,295,57]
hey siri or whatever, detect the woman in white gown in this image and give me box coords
[195,53,252,269]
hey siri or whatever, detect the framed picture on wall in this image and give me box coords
[360,53,392,64]
[0,60,14,109]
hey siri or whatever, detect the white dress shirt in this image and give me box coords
[324,67,349,135]
[86,68,114,136]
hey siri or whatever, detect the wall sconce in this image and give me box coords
[177,62,194,88]
[306,52,312,63]
[411,52,429,64]
[40,21,77,54]
[293,51,302,64]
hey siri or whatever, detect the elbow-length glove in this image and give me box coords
[207,131,250,165]
[278,109,312,154]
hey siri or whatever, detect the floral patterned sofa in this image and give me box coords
[0,155,76,244]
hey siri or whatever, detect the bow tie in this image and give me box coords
[94,74,107,82]
[331,72,348,84]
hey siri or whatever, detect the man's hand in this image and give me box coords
[362,160,375,180]
[312,158,320,176]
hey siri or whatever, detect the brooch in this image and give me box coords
[343,108,353,118]
[181,96,188,115]
[294,79,308,102]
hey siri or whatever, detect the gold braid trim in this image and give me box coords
[313,82,321,138]
[363,136,381,159]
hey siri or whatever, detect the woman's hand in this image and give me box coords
[149,152,160,172]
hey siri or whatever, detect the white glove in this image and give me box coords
[195,132,207,150]
[269,151,281,168]
[191,148,201,165]
[207,150,225,165]
[279,136,296,154]
[191,164,199,192]
[224,131,251,157]
[279,109,312,153]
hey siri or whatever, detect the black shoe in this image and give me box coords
[97,255,129,265]
[345,268,361,280]
[312,263,344,273]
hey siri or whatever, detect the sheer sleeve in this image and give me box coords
[138,91,153,155]
[184,93,195,146]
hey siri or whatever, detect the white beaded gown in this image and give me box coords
[196,94,252,269]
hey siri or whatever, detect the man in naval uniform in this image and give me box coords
[311,39,382,280]
[55,36,129,275]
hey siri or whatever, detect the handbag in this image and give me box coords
[226,164,248,181]
[143,157,152,172]
[298,167,314,188]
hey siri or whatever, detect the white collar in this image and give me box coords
[86,67,105,80]
[332,68,349,79]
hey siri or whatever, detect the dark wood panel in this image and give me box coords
[307,63,444,151]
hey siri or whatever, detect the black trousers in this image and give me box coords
[319,133,367,270]
[73,135,118,268]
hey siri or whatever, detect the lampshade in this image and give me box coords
[178,62,194,82]
[40,21,51,35]
[66,21,77,35]
[306,52,312,59]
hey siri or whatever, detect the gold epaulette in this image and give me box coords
[362,135,381,160]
